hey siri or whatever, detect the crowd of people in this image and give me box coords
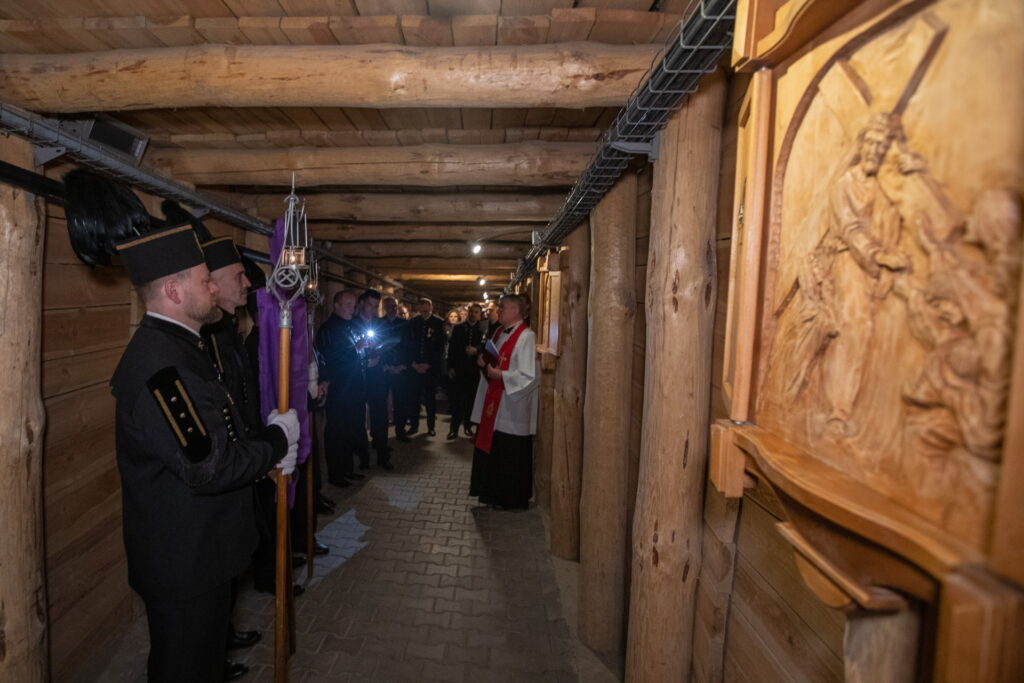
[62,167,541,682]
[312,291,508,489]
[101,227,537,682]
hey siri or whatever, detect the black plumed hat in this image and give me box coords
[241,254,267,289]
[63,169,151,266]
[162,199,241,271]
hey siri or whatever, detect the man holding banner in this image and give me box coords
[468,294,538,510]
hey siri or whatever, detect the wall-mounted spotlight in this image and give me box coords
[478,277,486,286]
[470,242,483,255]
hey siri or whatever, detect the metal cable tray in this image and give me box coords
[508,0,736,291]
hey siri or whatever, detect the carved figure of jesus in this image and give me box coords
[810,113,911,434]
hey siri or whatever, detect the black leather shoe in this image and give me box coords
[446,430,458,440]
[227,630,261,650]
[224,660,249,681]
[316,498,335,514]
[319,493,336,507]
[346,473,365,481]
[464,427,475,437]
[428,428,437,437]
[313,541,329,556]
[408,425,419,435]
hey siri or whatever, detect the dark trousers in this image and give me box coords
[407,368,438,430]
[391,372,412,436]
[366,370,389,457]
[324,397,368,481]
[143,580,232,683]
[252,477,280,591]
[450,370,479,432]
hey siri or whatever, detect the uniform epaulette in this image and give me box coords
[147,366,211,463]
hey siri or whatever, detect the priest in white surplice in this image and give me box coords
[469,294,538,509]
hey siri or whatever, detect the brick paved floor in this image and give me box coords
[74,418,617,682]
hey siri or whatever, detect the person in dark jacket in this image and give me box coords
[198,238,268,665]
[404,298,446,436]
[378,296,409,441]
[315,290,369,484]
[446,303,486,439]
[110,227,299,683]
[353,289,393,469]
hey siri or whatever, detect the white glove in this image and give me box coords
[307,360,319,399]
[267,409,300,447]
[276,443,298,476]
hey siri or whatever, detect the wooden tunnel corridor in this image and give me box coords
[69,407,617,683]
[1,1,1022,682]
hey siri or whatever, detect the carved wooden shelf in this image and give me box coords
[776,521,908,612]
[728,423,982,580]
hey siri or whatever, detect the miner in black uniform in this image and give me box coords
[201,239,326,605]
[353,289,394,469]
[404,297,446,436]
[315,290,369,484]
[109,226,300,683]
[378,296,410,442]
[197,237,264,666]
[446,303,485,439]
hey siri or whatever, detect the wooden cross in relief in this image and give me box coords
[814,11,960,241]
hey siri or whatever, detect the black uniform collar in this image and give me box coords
[202,308,237,334]
[142,313,207,350]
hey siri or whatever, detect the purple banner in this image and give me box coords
[256,218,311,506]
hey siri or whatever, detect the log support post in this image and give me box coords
[626,70,726,682]
[549,223,591,559]
[579,173,637,667]
[534,355,557,509]
[0,135,48,681]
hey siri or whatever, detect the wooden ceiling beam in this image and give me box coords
[376,267,513,278]
[149,126,604,148]
[361,256,516,270]
[147,142,593,187]
[249,192,562,222]
[0,42,658,112]
[332,241,526,259]
[312,222,536,242]
[392,273,488,282]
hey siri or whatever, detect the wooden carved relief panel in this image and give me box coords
[754,0,1022,550]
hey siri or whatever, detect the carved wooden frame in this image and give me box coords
[721,68,772,422]
[535,249,561,356]
[715,0,1024,679]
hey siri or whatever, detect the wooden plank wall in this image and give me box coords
[39,163,266,678]
[41,192,135,679]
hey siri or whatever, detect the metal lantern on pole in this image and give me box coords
[266,175,310,683]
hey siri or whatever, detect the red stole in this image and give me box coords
[474,322,527,454]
